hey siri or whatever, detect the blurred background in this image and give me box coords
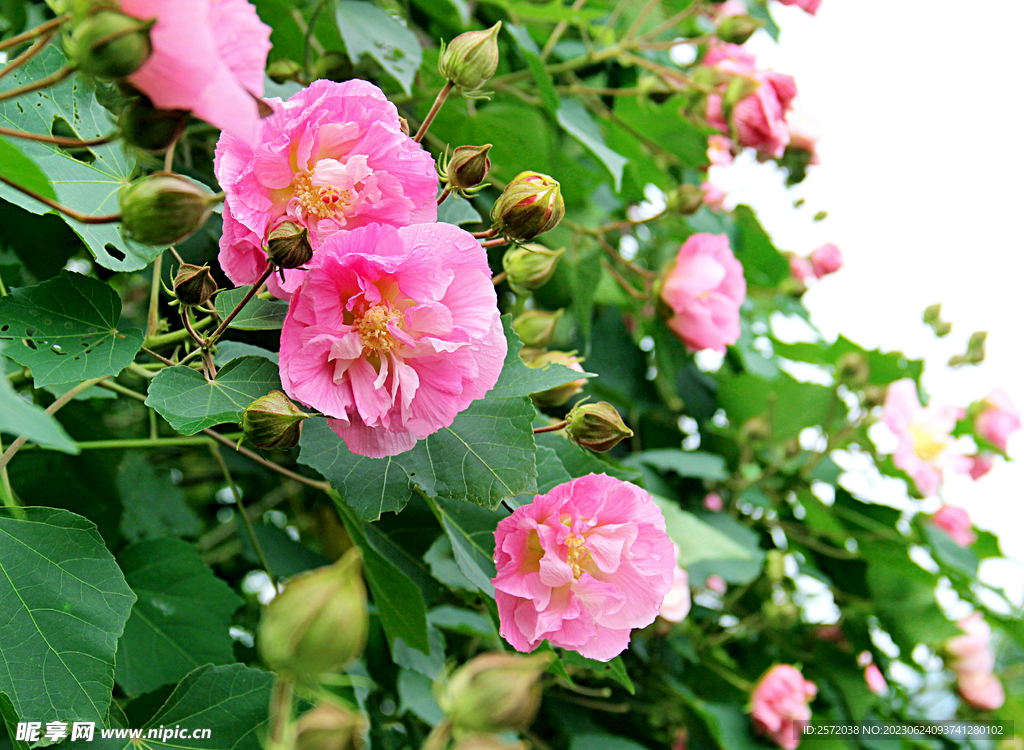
[709,0,1024,604]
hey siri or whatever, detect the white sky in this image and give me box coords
[710,0,1024,602]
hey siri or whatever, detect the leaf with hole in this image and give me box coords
[0,270,143,387]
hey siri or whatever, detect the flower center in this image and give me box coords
[565,534,589,580]
[909,422,947,463]
[355,304,404,353]
[293,171,351,221]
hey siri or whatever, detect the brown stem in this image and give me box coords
[534,420,569,434]
[0,377,104,470]
[414,80,453,143]
[208,263,274,344]
[202,428,333,493]
[601,259,648,301]
[210,443,275,584]
[472,227,498,239]
[480,237,508,248]
[0,32,56,82]
[180,308,206,348]
[0,64,74,103]
[436,186,452,206]
[0,14,68,53]
[141,347,175,366]
[0,172,120,223]
[491,270,507,286]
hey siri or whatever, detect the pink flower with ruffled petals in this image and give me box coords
[216,79,438,298]
[975,388,1020,453]
[704,43,797,159]
[946,614,1005,710]
[661,234,746,353]
[958,673,1005,711]
[750,665,817,750]
[279,223,505,458]
[707,135,734,166]
[776,0,821,15]
[930,505,976,548]
[702,181,727,211]
[881,379,970,496]
[810,243,843,278]
[660,545,691,622]
[122,0,271,145]
[492,474,675,661]
[969,454,994,480]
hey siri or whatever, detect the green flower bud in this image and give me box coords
[437,652,552,733]
[119,173,218,246]
[67,10,153,79]
[862,385,887,409]
[502,244,564,291]
[445,144,492,191]
[566,401,633,452]
[268,221,314,269]
[835,352,869,388]
[119,99,189,152]
[922,303,942,325]
[172,263,217,307]
[295,703,365,750]
[512,308,563,348]
[242,390,309,450]
[267,59,304,85]
[259,548,368,684]
[739,415,771,444]
[490,172,565,242]
[666,184,705,216]
[439,22,502,92]
[716,14,763,45]
[523,350,586,407]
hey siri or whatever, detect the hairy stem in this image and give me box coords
[415,81,454,143]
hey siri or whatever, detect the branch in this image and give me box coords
[0,172,120,224]
[207,262,274,344]
[415,80,454,143]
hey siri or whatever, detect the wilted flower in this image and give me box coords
[750,665,817,750]
[492,474,675,661]
[279,223,505,458]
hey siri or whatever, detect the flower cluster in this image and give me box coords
[750,665,817,750]
[788,243,844,285]
[945,613,1005,710]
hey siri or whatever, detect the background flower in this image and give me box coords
[750,665,817,750]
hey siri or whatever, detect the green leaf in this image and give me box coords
[116,452,203,542]
[398,669,444,726]
[431,496,507,596]
[335,1,423,94]
[0,46,158,271]
[392,624,446,678]
[716,371,838,441]
[569,733,650,750]
[334,496,430,652]
[491,315,592,398]
[652,496,754,567]
[428,605,498,639]
[732,204,790,288]
[424,535,478,592]
[0,507,135,725]
[507,24,559,114]
[612,96,712,169]
[557,99,628,192]
[0,271,144,387]
[535,431,641,483]
[437,193,482,226]
[145,355,281,435]
[560,652,636,694]
[115,538,243,697]
[68,664,274,750]
[0,371,76,452]
[923,523,978,577]
[214,341,279,366]
[0,136,55,200]
[214,287,289,330]
[684,512,765,585]
[624,450,728,480]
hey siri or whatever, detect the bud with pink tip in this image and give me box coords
[930,505,976,547]
[809,243,843,277]
[491,172,565,242]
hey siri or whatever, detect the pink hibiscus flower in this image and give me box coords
[492,474,675,661]
[215,79,438,298]
[279,223,505,458]
[750,665,818,750]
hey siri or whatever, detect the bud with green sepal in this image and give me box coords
[243,391,309,450]
[258,548,368,684]
[294,702,366,750]
[172,263,217,307]
[502,244,564,291]
[119,173,220,246]
[949,331,987,367]
[835,352,870,387]
[438,22,502,95]
[268,59,304,85]
[66,10,154,79]
[523,350,586,407]
[490,172,565,242]
[665,184,706,216]
[268,222,314,270]
[512,309,563,348]
[436,652,552,733]
[440,144,492,196]
[119,98,189,152]
[923,302,953,337]
[716,14,763,44]
[566,400,633,452]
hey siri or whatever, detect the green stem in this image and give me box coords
[415,80,454,143]
[146,253,163,339]
[0,31,56,82]
[0,64,74,103]
[540,0,588,60]
[0,14,68,53]
[267,677,295,750]
[704,659,753,692]
[143,315,213,349]
[210,443,275,585]
[202,428,333,493]
[534,420,569,434]
[26,436,223,451]
[0,437,16,509]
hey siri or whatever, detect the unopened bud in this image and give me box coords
[862,385,887,409]
[502,244,564,291]
[835,352,870,387]
[243,391,309,449]
[119,99,189,152]
[172,263,217,307]
[950,331,987,367]
[512,309,563,348]
[523,350,586,407]
[491,172,565,242]
[268,59,304,84]
[923,303,942,325]
[439,22,502,92]
[445,144,492,191]
[119,173,217,246]
[437,652,552,733]
[259,548,368,683]
[739,415,771,443]
[567,401,632,452]
[716,14,762,44]
[933,320,953,337]
[268,222,314,269]
[68,10,153,79]
[666,184,705,216]
[295,703,365,750]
